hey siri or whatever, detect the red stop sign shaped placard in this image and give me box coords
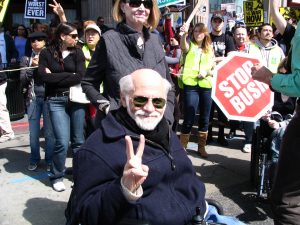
[212,52,274,122]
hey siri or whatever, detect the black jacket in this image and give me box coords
[71,111,206,225]
[38,47,86,97]
[81,22,175,124]
[0,33,19,84]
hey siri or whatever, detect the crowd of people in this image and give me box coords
[1,0,300,224]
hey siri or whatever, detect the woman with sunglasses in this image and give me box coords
[179,23,215,158]
[20,32,55,172]
[81,0,175,126]
[38,22,86,192]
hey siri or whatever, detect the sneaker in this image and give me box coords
[242,144,252,153]
[52,180,66,192]
[27,163,38,171]
[0,133,15,143]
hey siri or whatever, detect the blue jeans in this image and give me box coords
[243,121,259,144]
[47,96,86,180]
[27,96,54,164]
[181,85,212,133]
[206,205,246,225]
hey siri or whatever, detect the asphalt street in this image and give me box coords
[0,117,274,225]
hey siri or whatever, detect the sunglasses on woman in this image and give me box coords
[132,96,166,109]
[68,33,79,39]
[123,0,153,10]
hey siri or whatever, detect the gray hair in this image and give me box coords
[119,74,172,98]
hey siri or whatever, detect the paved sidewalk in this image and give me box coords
[0,121,273,225]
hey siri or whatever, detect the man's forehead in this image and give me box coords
[132,82,164,96]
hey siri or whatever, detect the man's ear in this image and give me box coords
[120,94,127,107]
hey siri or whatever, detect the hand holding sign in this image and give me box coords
[179,0,205,36]
[251,63,273,85]
[122,135,149,192]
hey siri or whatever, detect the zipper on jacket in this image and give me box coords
[130,135,176,171]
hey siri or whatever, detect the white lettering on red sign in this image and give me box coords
[218,60,269,114]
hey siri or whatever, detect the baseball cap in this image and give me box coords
[85,24,101,36]
[211,13,224,22]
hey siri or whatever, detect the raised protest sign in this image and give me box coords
[243,0,263,27]
[158,0,185,8]
[25,0,46,20]
[212,52,274,122]
[0,0,10,24]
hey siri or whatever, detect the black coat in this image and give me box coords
[71,112,206,225]
[81,22,175,124]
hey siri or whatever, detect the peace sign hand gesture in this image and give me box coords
[122,135,149,193]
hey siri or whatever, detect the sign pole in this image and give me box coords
[179,0,205,35]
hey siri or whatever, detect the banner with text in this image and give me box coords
[0,0,10,24]
[158,0,185,8]
[24,0,47,20]
[243,0,263,27]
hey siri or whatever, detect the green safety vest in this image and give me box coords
[181,42,215,88]
[82,45,91,67]
[82,44,103,93]
[248,43,284,73]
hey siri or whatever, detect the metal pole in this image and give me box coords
[263,0,270,23]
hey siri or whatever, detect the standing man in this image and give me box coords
[209,13,235,146]
[96,16,110,34]
[0,54,15,143]
[0,26,18,143]
[241,23,285,153]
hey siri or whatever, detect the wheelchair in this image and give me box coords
[250,120,278,200]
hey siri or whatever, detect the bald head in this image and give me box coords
[119,69,171,98]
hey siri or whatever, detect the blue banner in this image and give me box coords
[24,0,47,20]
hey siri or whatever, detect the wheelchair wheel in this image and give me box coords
[206,199,224,215]
[250,126,261,186]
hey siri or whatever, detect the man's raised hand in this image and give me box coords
[122,135,149,192]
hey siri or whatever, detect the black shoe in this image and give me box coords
[226,131,236,140]
[217,137,228,146]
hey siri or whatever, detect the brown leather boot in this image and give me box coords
[198,131,208,158]
[180,133,190,150]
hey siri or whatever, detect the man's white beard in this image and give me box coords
[125,97,164,131]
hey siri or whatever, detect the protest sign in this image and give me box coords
[243,0,264,27]
[0,0,10,24]
[24,0,47,20]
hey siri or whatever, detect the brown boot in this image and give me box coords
[180,133,190,150]
[198,131,208,158]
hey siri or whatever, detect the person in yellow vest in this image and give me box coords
[82,24,101,136]
[179,23,215,158]
[82,24,101,66]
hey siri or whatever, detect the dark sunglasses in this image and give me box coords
[124,0,153,10]
[30,38,45,43]
[68,33,79,39]
[132,96,166,109]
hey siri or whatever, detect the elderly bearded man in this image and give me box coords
[68,69,245,225]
